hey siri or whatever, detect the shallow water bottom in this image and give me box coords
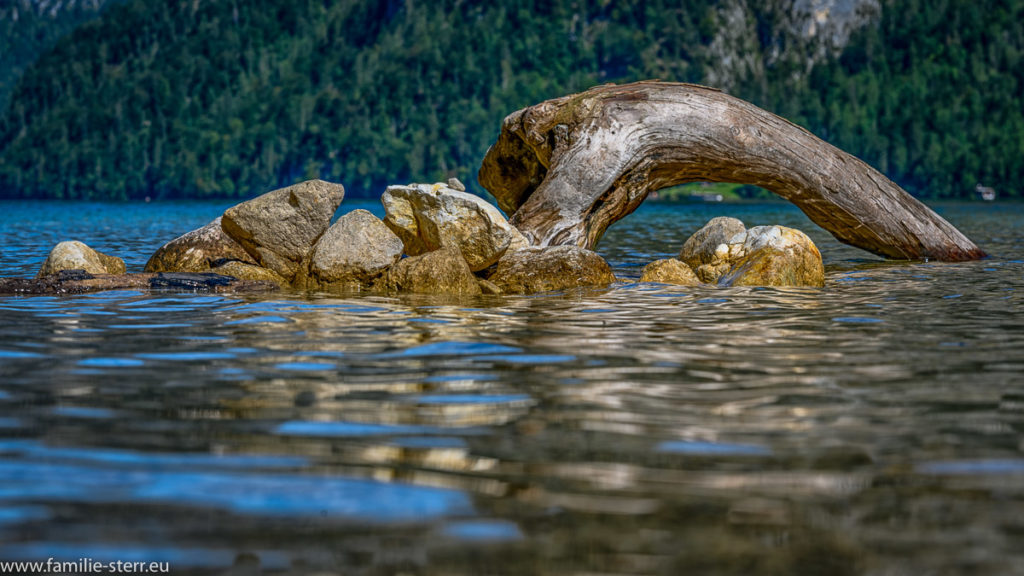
[1,200,1023,575]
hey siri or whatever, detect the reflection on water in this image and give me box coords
[1,201,1024,574]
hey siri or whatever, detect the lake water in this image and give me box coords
[1,199,1023,575]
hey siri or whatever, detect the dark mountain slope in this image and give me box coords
[0,0,1020,200]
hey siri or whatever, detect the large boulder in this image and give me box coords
[381,182,528,272]
[307,209,403,291]
[678,216,747,283]
[144,217,255,273]
[374,247,482,295]
[487,245,615,294]
[221,180,345,282]
[640,258,701,285]
[37,241,125,278]
[719,225,825,288]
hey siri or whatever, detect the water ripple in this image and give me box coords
[2,201,1024,573]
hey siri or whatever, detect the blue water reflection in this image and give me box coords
[2,201,1024,573]
[0,457,473,521]
[275,421,461,437]
[657,440,773,456]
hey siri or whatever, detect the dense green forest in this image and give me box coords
[0,0,120,110]
[0,0,1021,201]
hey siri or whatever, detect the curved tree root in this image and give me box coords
[479,81,985,261]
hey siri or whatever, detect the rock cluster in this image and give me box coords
[24,179,824,296]
[221,179,345,283]
[96,178,611,295]
[374,180,610,295]
[641,218,825,288]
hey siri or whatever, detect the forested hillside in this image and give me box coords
[0,0,120,109]
[0,0,1021,201]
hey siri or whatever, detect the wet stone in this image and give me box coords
[149,272,235,290]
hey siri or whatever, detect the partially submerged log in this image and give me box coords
[479,81,985,261]
[0,270,277,295]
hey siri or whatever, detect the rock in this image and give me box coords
[487,246,616,294]
[477,278,503,295]
[4,271,276,295]
[678,216,747,281]
[36,241,126,278]
[374,247,482,295]
[640,259,701,285]
[720,225,825,287]
[209,261,287,287]
[694,260,734,284]
[307,209,403,291]
[144,217,255,273]
[221,180,345,282]
[674,218,824,287]
[148,272,235,290]
[447,177,466,192]
[381,182,528,272]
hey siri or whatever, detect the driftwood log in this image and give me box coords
[479,81,985,261]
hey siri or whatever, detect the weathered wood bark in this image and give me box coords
[479,81,986,261]
[0,270,277,295]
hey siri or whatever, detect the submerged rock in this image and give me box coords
[148,272,235,290]
[209,261,287,287]
[488,245,615,294]
[221,179,345,282]
[382,182,528,272]
[720,225,825,287]
[307,209,403,291]
[37,241,126,278]
[374,247,482,295]
[3,271,276,295]
[144,217,255,273]
[640,258,701,285]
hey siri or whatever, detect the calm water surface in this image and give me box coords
[1,200,1023,575]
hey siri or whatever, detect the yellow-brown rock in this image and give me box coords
[307,209,403,291]
[209,261,287,287]
[487,246,615,294]
[678,216,746,274]
[37,241,126,278]
[221,180,345,282]
[381,182,528,272]
[719,226,825,288]
[144,217,255,273]
[640,259,701,285]
[374,247,482,296]
[676,219,824,288]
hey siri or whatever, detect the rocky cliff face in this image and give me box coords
[2,0,105,20]
[706,0,880,91]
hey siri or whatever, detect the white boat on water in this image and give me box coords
[690,193,724,202]
[975,183,996,201]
